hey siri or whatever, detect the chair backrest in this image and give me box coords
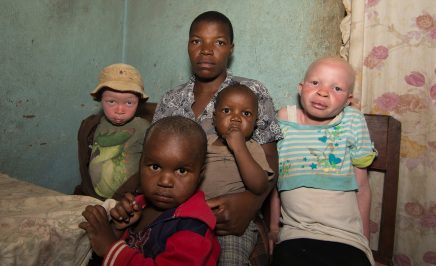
[364,114,401,266]
[136,102,157,123]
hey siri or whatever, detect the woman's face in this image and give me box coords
[188,21,234,82]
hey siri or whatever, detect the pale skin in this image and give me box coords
[189,20,278,236]
[80,89,141,201]
[101,90,139,126]
[355,167,371,239]
[269,57,371,252]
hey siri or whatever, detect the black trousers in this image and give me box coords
[272,238,371,266]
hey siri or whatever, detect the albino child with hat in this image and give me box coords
[74,63,150,201]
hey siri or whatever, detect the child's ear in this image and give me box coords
[345,94,353,106]
[230,43,234,54]
[197,164,207,186]
[298,83,303,95]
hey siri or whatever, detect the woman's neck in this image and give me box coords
[191,74,227,118]
[193,72,227,94]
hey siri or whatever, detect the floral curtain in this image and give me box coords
[341,0,436,265]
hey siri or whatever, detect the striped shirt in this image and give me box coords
[277,106,375,192]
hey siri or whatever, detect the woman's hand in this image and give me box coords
[207,191,262,236]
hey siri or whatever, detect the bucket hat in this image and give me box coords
[90,63,148,100]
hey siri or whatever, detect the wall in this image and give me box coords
[0,0,344,193]
[0,0,125,192]
[126,0,345,108]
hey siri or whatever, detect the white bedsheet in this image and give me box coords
[0,173,102,266]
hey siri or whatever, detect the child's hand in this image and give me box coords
[79,205,117,257]
[110,192,141,230]
[224,126,245,152]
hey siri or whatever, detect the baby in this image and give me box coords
[202,83,273,265]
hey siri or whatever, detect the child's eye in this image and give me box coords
[222,107,230,114]
[176,168,187,175]
[310,81,319,86]
[190,39,201,45]
[149,164,160,172]
[333,86,344,92]
[216,40,225,46]
[126,100,136,106]
[242,111,252,117]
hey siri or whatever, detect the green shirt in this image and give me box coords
[89,116,149,198]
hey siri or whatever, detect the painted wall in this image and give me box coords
[0,0,344,193]
[127,0,345,108]
[0,0,126,192]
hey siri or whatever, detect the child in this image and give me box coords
[74,63,150,201]
[270,57,377,266]
[201,84,274,264]
[79,116,220,266]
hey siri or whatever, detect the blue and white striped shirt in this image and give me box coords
[277,106,376,192]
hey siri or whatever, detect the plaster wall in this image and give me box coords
[0,0,344,193]
[127,0,345,108]
[0,0,125,191]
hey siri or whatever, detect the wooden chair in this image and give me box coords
[364,114,401,266]
[136,101,157,122]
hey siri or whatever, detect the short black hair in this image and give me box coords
[189,11,234,43]
[145,116,207,163]
[215,83,258,111]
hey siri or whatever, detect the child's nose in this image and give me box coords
[115,104,125,114]
[317,86,329,97]
[230,113,241,122]
[158,173,174,188]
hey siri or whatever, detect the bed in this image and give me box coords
[0,173,102,266]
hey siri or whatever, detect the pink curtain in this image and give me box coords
[341,0,436,265]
